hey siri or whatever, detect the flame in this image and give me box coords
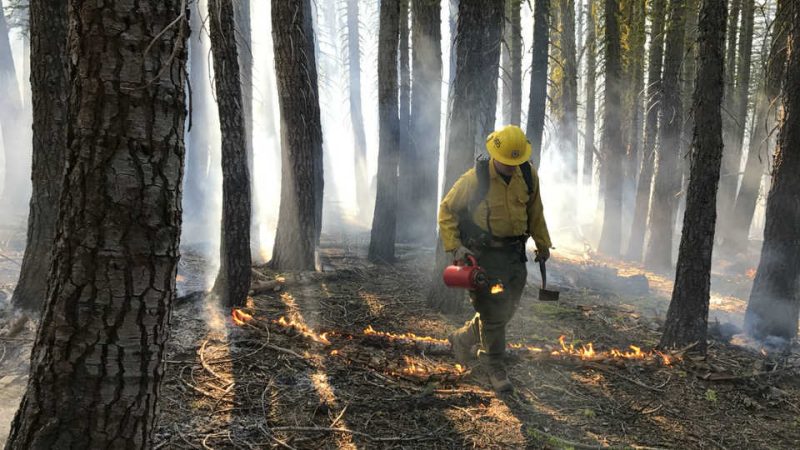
[490,283,504,294]
[550,335,674,365]
[276,316,332,345]
[746,268,757,280]
[231,308,253,326]
[363,325,449,345]
[176,274,186,282]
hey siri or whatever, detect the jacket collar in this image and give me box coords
[488,158,521,180]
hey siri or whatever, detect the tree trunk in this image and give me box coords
[526,0,550,168]
[583,0,597,186]
[717,0,742,223]
[369,0,401,263]
[626,0,667,260]
[0,0,28,214]
[184,1,214,227]
[727,0,788,249]
[5,1,188,446]
[346,0,370,220]
[270,0,324,271]
[12,0,68,312]
[428,0,503,313]
[397,0,415,243]
[622,0,647,221]
[744,0,800,341]
[232,0,259,259]
[406,0,442,245]
[644,0,687,271]
[208,0,251,307]
[659,0,726,352]
[597,0,624,256]
[559,0,579,182]
[501,0,522,125]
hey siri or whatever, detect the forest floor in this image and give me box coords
[2,232,800,448]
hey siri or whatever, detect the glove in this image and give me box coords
[451,245,474,263]
[534,247,550,263]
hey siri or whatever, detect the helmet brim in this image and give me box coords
[487,141,532,166]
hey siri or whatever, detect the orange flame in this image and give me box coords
[746,268,757,280]
[363,325,450,345]
[551,335,674,365]
[276,316,331,345]
[231,308,253,326]
[490,283,504,294]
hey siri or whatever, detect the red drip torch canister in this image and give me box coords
[443,255,488,290]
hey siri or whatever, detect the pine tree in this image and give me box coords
[583,0,597,186]
[660,0,726,351]
[527,0,550,167]
[5,1,189,445]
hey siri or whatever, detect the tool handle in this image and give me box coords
[539,259,547,289]
[454,255,478,267]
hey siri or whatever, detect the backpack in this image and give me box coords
[469,156,535,211]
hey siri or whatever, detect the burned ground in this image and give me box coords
[2,234,799,448]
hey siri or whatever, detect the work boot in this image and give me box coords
[448,328,477,366]
[488,365,513,393]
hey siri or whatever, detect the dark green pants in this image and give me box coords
[457,245,528,367]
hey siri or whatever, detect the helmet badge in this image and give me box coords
[511,150,520,158]
[493,137,502,148]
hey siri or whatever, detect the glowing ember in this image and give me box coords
[746,268,757,279]
[176,274,186,282]
[231,308,253,326]
[490,283,504,294]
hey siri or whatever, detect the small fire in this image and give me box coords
[231,308,253,326]
[363,325,450,345]
[746,268,757,280]
[490,283,505,294]
[551,335,674,365]
[277,316,331,345]
[176,274,186,282]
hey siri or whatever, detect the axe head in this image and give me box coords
[537,259,560,301]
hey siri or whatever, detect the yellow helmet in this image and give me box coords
[485,125,531,166]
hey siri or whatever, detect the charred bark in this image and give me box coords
[644,0,687,271]
[626,0,667,261]
[597,0,624,256]
[12,0,68,312]
[583,0,597,186]
[526,0,550,168]
[428,0,503,312]
[405,0,442,245]
[659,0,726,352]
[744,0,800,341]
[208,0,251,307]
[369,0,401,263]
[4,1,188,446]
[270,0,324,271]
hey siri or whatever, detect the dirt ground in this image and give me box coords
[2,233,800,449]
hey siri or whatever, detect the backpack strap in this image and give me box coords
[469,156,491,211]
[520,161,535,194]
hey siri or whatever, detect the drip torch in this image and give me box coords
[442,255,489,291]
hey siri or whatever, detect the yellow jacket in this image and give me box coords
[439,160,552,252]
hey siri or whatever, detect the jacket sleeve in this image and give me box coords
[438,169,477,252]
[527,168,552,250]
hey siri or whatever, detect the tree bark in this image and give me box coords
[12,0,68,312]
[583,0,597,186]
[626,0,667,260]
[622,0,647,220]
[659,0,726,352]
[559,0,579,182]
[0,0,28,214]
[405,0,442,245]
[5,1,188,446]
[397,0,415,243]
[270,0,324,271]
[597,0,624,256]
[428,0,503,312]
[744,0,800,341]
[501,0,522,125]
[208,0,251,307]
[369,0,401,263]
[526,0,550,168]
[727,0,788,249]
[644,0,687,271]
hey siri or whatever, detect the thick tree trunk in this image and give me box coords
[526,0,550,168]
[644,0,687,271]
[208,0,251,307]
[622,0,647,224]
[597,0,624,256]
[5,1,188,447]
[659,0,726,352]
[583,0,597,186]
[184,1,214,227]
[0,0,28,214]
[397,0,414,243]
[501,0,522,125]
[626,0,667,260]
[232,0,259,259]
[428,0,503,313]
[369,0,401,263]
[270,0,324,271]
[12,0,68,312]
[346,0,370,219]
[405,0,442,245]
[744,0,800,341]
[727,0,788,249]
[559,0,579,182]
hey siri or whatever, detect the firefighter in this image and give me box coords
[439,124,552,392]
